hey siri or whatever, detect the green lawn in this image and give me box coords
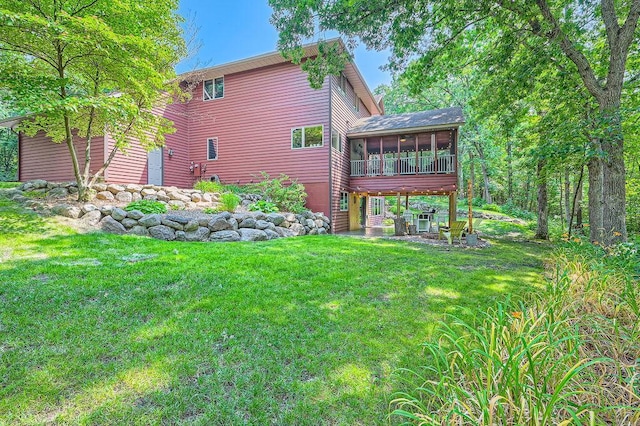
[0,195,550,425]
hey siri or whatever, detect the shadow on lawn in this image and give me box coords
[0,231,550,424]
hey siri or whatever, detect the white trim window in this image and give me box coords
[291,125,324,149]
[339,72,347,94]
[339,192,349,211]
[207,137,218,160]
[203,77,224,100]
[353,95,360,112]
[331,128,342,152]
[371,198,384,216]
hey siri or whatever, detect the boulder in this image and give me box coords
[305,219,316,229]
[185,227,211,242]
[168,191,191,203]
[237,228,268,241]
[51,204,82,219]
[174,231,186,241]
[202,193,213,202]
[186,202,197,209]
[67,186,79,195]
[314,219,324,228]
[209,230,241,242]
[148,225,176,241]
[131,192,142,202]
[184,220,199,232]
[255,220,275,231]
[266,213,285,226]
[208,217,232,232]
[93,183,108,192]
[218,211,232,220]
[125,184,143,193]
[274,226,296,238]
[317,227,328,235]
[308,228,318,235]
[31,179,48,189]
[289,223,306,236]
[100,205,115,215]
[264,229,280,240]
[129,226,150,236]
[302,211,315,220]
[121,218,138,229]
[138,214,162,227]
[253,212,267,221]
[141,188,156,197]
[165,214,190,225]
[239,217,256,228]
[107,183,125,194]
[100,216,127,234]
[80,210,102,226]
[232,213,248,222]
[96,191,115,201]
[197,217,210,227]
[228,217,239,230]
[48,187,68,198]
[143,194,158,201]
[191,193,202,203]
[161,218,184,231]
[126,209,144,220]
[82,203,98,213]
[115,191,133,203]
[111,208,128,221]
[168,200,185,209]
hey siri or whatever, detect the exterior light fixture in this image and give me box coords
[167,148,175,157]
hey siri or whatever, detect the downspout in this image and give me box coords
[328,75,333,233]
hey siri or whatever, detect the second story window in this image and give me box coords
[339,72,347,94]
[292,125,323,149]
[203,77,224,100]
[353,96,360,112]
[331,128,342,152]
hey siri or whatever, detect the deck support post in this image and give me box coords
[448,191,457,228]
[405,194,409,210]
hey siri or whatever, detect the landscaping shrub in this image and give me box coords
[500,200,536,221]
[389,205,405,215]
[248,200,279,213]
[390,240,640,425]
[483,203,500,212]
[219,193,240,212]
[248,172,307,213]
[124,200,167,214]
[193,180,224,193]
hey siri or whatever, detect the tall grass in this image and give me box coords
[390,241,640,425]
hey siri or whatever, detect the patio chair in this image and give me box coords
[465,218,483,234]
[438,220,467,244]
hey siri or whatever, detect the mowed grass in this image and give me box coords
[0,196,550,425]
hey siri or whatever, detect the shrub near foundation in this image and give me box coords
[124,200,167,215]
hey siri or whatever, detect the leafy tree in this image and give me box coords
[0,101,18,181]
[270,0,640,243]
[0,0,186,200]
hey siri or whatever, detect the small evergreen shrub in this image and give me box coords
[124,200,167,214]
[248,200,279,213]
[249,172,307,213]
[220,193,240,212]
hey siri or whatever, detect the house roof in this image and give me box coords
[0,114,29,129]
[179,38,383,115]
[346,107,465,137]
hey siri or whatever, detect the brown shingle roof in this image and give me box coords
[347,107,464,137]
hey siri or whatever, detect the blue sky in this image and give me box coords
[176,0,392,90]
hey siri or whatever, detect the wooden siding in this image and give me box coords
[184,61,331,215]
[330,74,374,232]
[104,133,149,184]
[162,102,192,187]
[349,174,458,194]
[19,131,104,182]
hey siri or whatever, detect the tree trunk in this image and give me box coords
[575,167,584,228]
[588,155,604,242]
[468,151,475,201]
[564,168,571,225]
[507,138,513,201]
[534,159,548,240]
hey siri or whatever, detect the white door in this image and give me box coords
[148,148,163,185]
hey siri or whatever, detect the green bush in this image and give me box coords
[219,193,240,212]
[248,200,279,213]
[193,180,224,193]
[500,200,536,221]
[248,172,307,213]
[390,242,639,424]
[483,203,500,212]
[124,200,167,214]
[388,205,405,215]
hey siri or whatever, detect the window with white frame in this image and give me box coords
[331,128,342,152]
[339,72,347,94]
[207,137,218,160]
[203,77,224,100]
[353,95,360,112]
[371,198,384,216]
[339,192,349,211]
[291,125,323,149]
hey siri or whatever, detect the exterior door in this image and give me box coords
[148,148,163,185]
[348,193,361,231]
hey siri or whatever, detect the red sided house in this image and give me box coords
[2,40,464,233]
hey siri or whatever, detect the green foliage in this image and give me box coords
[169,203,184,211]
[388,205,405,215]
[219,193,240,212]
[0,182,19,189]
[391,242,639,424]
[124,200,167,215]
[193,180,224,193]
[483,203,499,212]
[22,190,47,199]
[248,172,307,213]
[248,200,279,213]
[202,207,216,214]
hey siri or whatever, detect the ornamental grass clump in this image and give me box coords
[390,241,640,425]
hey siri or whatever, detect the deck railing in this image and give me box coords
[351,154,455,177]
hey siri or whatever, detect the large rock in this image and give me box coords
[161,218,184,231]
[51,204,82,219]
[131,192,142,202]
[129,225,150,236]
[92,183,108,192]
[305,219,316,229]
[274,226,296,238]
[168,200,185,209]
[107,183,125,194]
[209,230,240,242]
[255,220,275,231]
[82,203,98,213]
[264,229,280,240]
[148,225,176,241]
[100,216,127,234]
[317,227,328,235]
[126,209,144,220]
[266,213,285,226]
[48,187,68,198]
[314,219,325,228]
[80,210,102,226]
[184,220,199,232]
[284,213,296,222]
[201,193,213,202]
[239,217,256,228]
[138,214,162,227]
[111,208,128,221]
[141,188,156,197]
[125,184,143,193]
[253,212,267,221]
[31,179,48,189]
[308,228,318,235]
[121,218,138,229]
[289,223,306,236]
[168,191,191,203]
[165,214,189,225]
[100,205,114,215]
[191,193,202,203]
[185,227,211,242]
[96,191,114,201]
[208,217,232,231]
[228,217,239,230]
[115,191,133,203]
[237,228,267,241]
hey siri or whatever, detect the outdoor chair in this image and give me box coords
[438,220,467,244]
[465,218,483,234]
